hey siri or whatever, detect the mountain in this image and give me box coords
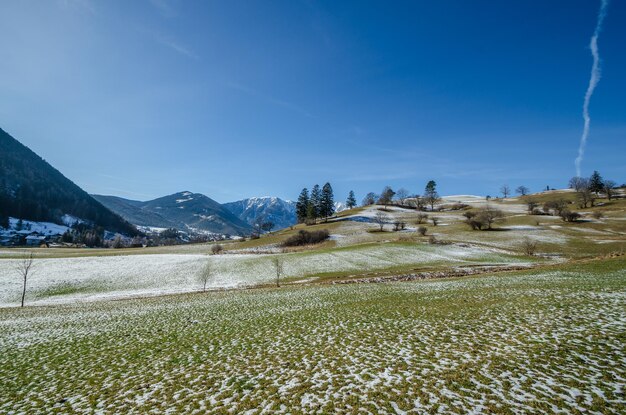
[94,192,252,235]
[91,195,177,229]
[0,127,139,235]
[224,197,297,230]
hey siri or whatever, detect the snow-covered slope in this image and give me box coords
[223,197,297,231]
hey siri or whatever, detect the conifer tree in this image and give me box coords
[423,180,440,211]
[589,171,604,194]
[295,188,309,223]
[346,190,357,209]
[310,184,322,219]
[321,182,335,220]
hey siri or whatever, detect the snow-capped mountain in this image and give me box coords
[94,192,252,236]
[223,197,297,231]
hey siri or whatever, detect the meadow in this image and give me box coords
[1,258,624,413]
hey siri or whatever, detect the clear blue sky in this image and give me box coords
[1,0,624,203]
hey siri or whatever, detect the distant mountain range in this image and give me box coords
[0,127,139,235]
[93,192,252,236]
[223,197,297,230]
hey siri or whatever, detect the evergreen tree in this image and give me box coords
[295,188,309,223]
[346,190,357,209]
[310,184,322,219]
[16,218,23,231]
[0,213,8,229]
[589,171,604,194]
[423,180,440,211]
[321,182,335,220]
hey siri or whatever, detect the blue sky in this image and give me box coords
[1,0,624,203]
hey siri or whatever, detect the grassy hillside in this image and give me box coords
[1,258,624,413]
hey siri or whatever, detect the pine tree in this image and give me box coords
[310,184,322,219]
[589,171,604,194]
[295,188,309,223]
[424,180,440,211]
[346,190,357,209]
[321,182,335,220]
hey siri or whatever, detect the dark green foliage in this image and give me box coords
[0,127,139,236]
[295,188,309,223]
[346,190,357,209]
[589,170,604,193]
[320,182,335,219]
[282,229,330,247]
[0,213,8,229]
[423,180,440,210]
[309,184,322,219]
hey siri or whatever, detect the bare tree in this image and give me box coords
[395,188,409,206]
[272,257,284,287]
[430,217,440,226]
[516,186,529,196]
[475,207,505,230]
[569,176,589,192]
[416,213,429,224]
[417,226,427,236]
[373,211,388,231]
[521,238,538,256]
[577,188,595,208]
[211,244,223,255]
[198,261,214,292]
[16,251,34,308]
[526,199,538,214]
[413,196,426,211]
[500,185,511,198]
[603,180,616,200]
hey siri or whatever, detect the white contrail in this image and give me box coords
[575,0,610,177]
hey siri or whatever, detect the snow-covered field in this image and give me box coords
[1,258,624,413]
[0,243,531,307]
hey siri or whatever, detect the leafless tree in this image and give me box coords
[475,207,505,230]
[603,180,616,200]
[569,176,589,192]
[577,188,595,208]
[430,217,440,226]
[272,257,284,287]
[516,185,529,196]
[395,188,409,206]
[416,213,429,224]
[500,185,511,198]
[211,244,223,255]
[526,199,538,214]
[373,211,388,231]
[413,196,426,211]
[198,261,215,292]
[521,238,538,256]
[16,251,34,308]
[417,226,427,236]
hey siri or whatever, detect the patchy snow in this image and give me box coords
[2,218,69,236]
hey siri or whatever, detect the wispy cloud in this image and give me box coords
[575,0,610,177]
[154,36,199,60]
[227,81,315,118]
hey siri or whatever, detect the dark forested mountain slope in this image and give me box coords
[0,127,139,235]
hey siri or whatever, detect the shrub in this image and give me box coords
[417,226,427,236]
[430,217,440,226]
[428,235,437,244]
[282,229,330,247]
[211,244,223,255]
[416,213,429,224]
[560,209,581,223]
[521,238,538,256]
[592,211,604,220]
[393,221,406,231]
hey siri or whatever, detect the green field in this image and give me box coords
[1,258,624,414]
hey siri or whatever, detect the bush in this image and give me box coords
[560,209,581,223]
[393,221,406,231]
[428,235,437,244]
[282,229,330,247]
[521,238,538,256]
[417,226,427,236]
[592,211,604,220]
[211,244,223,255]
[416,213,428,224]
[430,217,439,226]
